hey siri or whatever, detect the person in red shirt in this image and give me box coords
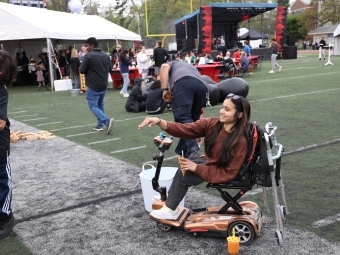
[138,94,251,220]
[233,48,240,59]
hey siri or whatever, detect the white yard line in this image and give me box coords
[312,213,340,228]
[50,114,169,132]
[251,71,339,84]
[111,145,147,154]
[36,121,64,126]
[66,131,98,137]
[7,110,27,114]
[11,114,39,118]
[50,124,94,131]
[87,138,121,145]
[207,88,340,109]
[284,137,340,155]
[22,117,48,121]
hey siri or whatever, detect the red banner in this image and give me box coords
[275,6,288,53]
[199,6,212,54]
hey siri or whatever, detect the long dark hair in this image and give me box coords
[204,96,251,168]
[0,50,17,86]
[119,49,128,61]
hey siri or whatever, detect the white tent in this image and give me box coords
[0,2,141,41]
[333,24,340,55]
[0,2,141,89]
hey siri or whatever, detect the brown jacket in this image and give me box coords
[165,117,247,184]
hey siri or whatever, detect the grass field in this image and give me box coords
[1,51,340,254]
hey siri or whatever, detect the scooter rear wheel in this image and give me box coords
[157,221,173,232]
[228,221,255,245]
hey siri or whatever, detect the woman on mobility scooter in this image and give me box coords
[138,94,251,220]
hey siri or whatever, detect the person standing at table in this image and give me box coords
[153,40,169,79]
[243,41,251,57]
[217,42,227,57]
[269,38,282,74]
[119,49,132,97]
[233,48,240,59]
[318,36,326,60]
[0,50,16,239]
[21,51,30,85]
[160,60,208,159]
[70,49,81,89]
[136,46,150,93]
[79,37,114,135]
[78,44,87,62]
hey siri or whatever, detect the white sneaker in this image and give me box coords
[279,66,282,72]
[269,70,275,74]
[123,93,129,97]
[150,206,179,220]
[119,90,124,95]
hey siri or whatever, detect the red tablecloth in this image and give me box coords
[197,55,259,82]
[110,68,140,89]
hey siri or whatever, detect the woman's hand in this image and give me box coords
[178,157,197,172]
[138,117,160,129]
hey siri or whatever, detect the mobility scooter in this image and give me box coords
[149,122,287,246]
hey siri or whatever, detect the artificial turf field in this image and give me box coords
[1,51,340,254]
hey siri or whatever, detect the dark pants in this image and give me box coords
[0,156,11,220]
[166,168,204,210]
[172,77,207,156]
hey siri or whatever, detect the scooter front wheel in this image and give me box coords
[157,221,173,232]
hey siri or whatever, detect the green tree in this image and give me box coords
[309,0,340,26]
[286,15,308,41]
[0,0,9,3]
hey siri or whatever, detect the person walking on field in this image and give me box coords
[269,38,282,74]
[80,37,114,135]
[153,40,169,80]
[0,50,16,239]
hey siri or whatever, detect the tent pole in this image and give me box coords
[261,13,263,42]
[46,38,54,91]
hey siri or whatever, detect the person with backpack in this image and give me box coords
[138,93,250,220]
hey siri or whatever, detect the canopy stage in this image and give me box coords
[174,3,277,53]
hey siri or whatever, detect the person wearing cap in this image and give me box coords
[318,37,326,60]
[125,77,147,113]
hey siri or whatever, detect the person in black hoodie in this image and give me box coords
[125,77,147,113]
[146,80,167,114]
[0,50,16,239]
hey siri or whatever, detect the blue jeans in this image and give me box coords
[121,72,129,93]
[86,87,110,128]
[0,156,11,220]
[73,74,80,89]
[172,77,207,156]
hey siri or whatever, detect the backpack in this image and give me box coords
[239,122,273,187]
